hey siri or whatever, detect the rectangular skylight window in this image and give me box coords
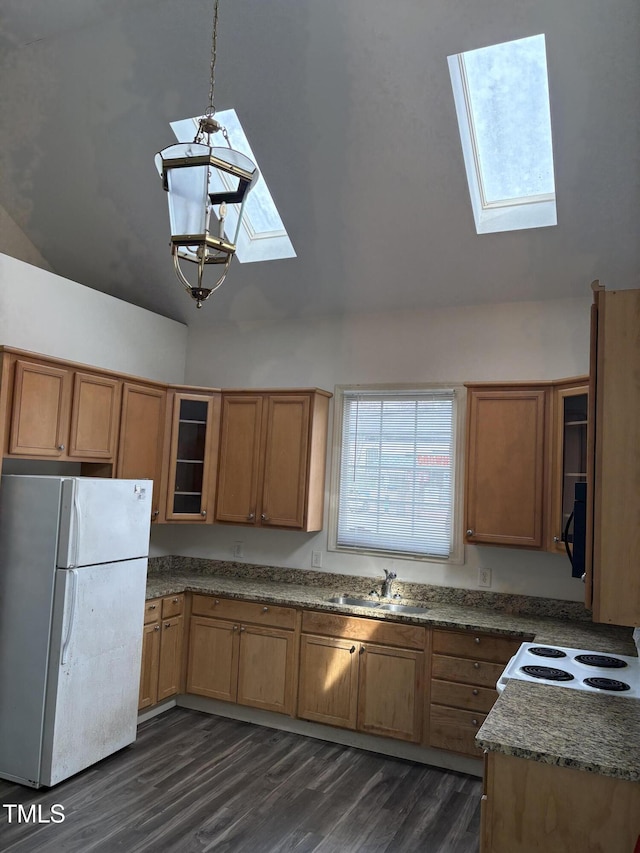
[448,34,557,234]
[170,110,296,263]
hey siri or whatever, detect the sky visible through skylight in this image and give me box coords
[463,34,555,205]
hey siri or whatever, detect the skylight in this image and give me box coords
[169,109,296,263]
[448,34,557,234]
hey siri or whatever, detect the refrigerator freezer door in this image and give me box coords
[57,477,153,568]
[40,558,147,787]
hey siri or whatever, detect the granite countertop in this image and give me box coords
[146,557,639,782]
[477,680,640,782]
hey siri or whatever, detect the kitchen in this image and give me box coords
[1,0,640,850]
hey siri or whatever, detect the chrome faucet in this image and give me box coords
[380,569,397,599]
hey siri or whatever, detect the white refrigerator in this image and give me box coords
[0,475,152,788]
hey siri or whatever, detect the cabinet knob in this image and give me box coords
[474,637,480,644]
[472,718,479,727]
[472,689,479,696]
[247,512,255,521]
[214,599,220,605]
[262,606,269,613]
[149,604,157,610]
[57,444,65,451]
[553,536,560,543]
[473,662,480,669]
[153,625,160,632]
[172,598,179,603]
[201,510,207,517]
[164,622,170,628]
[232,625,238,631]
[349,645,356,654]
[359,645,366,654]
[466,529,474,536]
[152,510,160,519]
[261,513,270,522]
[240,626,246,632]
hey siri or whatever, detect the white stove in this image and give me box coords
[497,642,640,698]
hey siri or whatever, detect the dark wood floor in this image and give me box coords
[0,709,481,852]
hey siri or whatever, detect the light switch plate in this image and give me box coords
[311,550,323,568]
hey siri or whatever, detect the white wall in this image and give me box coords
[150,296,592,602]
[0,253,187,383]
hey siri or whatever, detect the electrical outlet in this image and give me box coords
[311,550,323,568]
[233,541,243,559]
[478,567,492,588]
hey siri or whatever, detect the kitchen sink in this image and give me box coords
[327,595,380,608]
[376,603,428,614]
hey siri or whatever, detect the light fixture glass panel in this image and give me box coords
[165,164,209,236]
[462,34,555,205]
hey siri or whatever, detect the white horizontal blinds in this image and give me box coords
[337,390,455,557]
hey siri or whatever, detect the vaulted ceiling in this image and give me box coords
[0,0,638,329]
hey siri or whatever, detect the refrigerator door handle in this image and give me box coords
[61,569,78,665]
[71,484,82,568]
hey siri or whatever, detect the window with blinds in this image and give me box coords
[335,389,457,558]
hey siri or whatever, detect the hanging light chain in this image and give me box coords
[206,0,220,118]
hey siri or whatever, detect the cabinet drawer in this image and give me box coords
[190,594,296,629]
[429,704,486,758]
[143,599,161,624]
[431,654,504,689]
[162,594,184,618]
[432,629,522,663]
[430,678,497,713]
[301,610,425,650]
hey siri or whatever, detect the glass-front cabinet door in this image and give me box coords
[164,390,221,522]
[550,382,588,552]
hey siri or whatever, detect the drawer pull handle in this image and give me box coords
[472,718,479,727]
[262,606,269,613]
[473,662,480,669]
[472,689,479,696]
[149,604,157,610]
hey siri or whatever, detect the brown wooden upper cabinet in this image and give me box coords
[465,385,548,548]
[2,353,121,462]
[465,378,588,551]
[587,284,640,627]
[215,389,332,531]
[117,382,166,521]
[161,388,221,523]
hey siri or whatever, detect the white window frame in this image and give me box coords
[448,34,557,235]
[328,384,466,565]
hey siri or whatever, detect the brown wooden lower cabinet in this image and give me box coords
[138,595,185,710]
[481,751,640,853]
[297,611,425,743]
[186,595,297,716]
[428,628,522,758]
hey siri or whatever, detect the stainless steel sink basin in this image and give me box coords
[327,595,380,608]
[376,603,428,614]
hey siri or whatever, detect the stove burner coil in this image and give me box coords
[529,647,567,659]
[583,677,631,692]
[574,654,627,669]
[521,665,574,682]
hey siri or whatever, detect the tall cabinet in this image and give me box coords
[587,283,640,626]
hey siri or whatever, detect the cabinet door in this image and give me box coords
[237,625,295,715]
[590,287,640,626]
[297,634,359,730]
[186,617,239,702]
[68,372,121,460]
[9,360,72,457]
[157,615,184,701]
[548,384,588,552]
[215,395,263,524]
[117,383,166,521]
[357,644,424,743]
[466,389,547,547]
[138,621,161,710]
[164,392,221,522]
[261,395,311,529]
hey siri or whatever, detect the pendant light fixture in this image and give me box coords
[155,0,259,308]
